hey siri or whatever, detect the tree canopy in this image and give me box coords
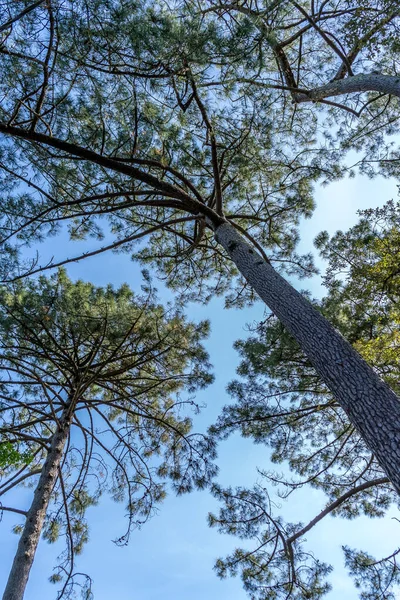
[0,0,398,296]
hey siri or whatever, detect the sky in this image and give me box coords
[0,171,399,600]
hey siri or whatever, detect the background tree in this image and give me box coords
[210,199,400,599]
[0,269,214,600]
[0,0,399,494]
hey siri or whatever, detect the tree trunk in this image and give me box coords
[2,404,73,600]
[215,221,400,495]
[295,73,400,103]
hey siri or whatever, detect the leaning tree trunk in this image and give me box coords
[2,403,74,600]
[215,221,400,495]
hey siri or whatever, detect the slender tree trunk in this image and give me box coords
[2,404,73,600]
[215,221,400,495]
[295,73,400,103]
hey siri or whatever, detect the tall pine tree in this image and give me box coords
[210,200,400,599]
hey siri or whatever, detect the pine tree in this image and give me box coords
[0,269,214,600]
[210,200,400,598]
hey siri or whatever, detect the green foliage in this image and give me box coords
[210,199,400,598]
[0,5,396,294]
[210,483,333,600]
[0,441,32,470]
[316,199,400,394]
[0,1,397,309]
[0,0,352,305]
[343,546,400,600]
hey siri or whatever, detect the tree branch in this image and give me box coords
[287,476,390,544]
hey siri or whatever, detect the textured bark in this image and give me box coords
[2,405,73,600]
[215,221,400,495]
[295,73,400,103]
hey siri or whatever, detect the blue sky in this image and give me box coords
[0,172,399,600]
